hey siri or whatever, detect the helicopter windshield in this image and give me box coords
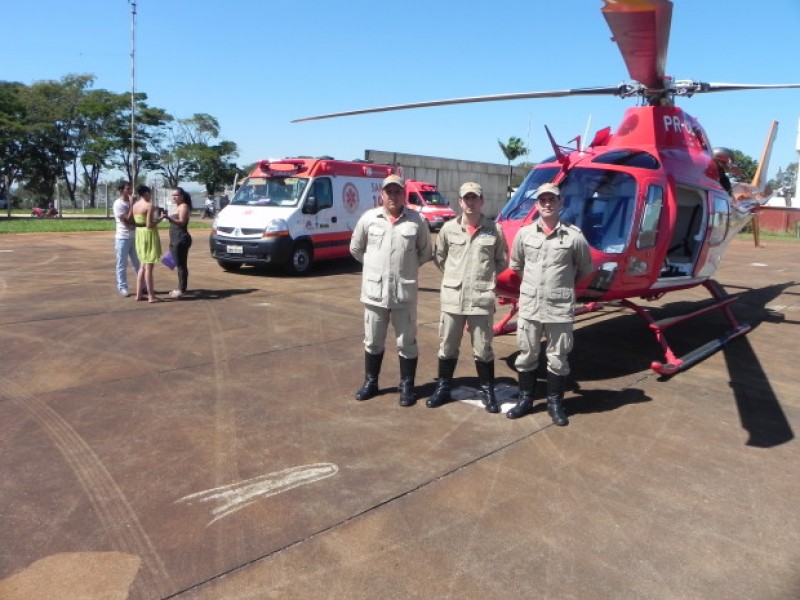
[498,167,560,220]
[231,177,309,207]
[559,168,637,254]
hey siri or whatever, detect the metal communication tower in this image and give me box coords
[129,0,137,184]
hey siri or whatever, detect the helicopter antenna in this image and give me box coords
[544,125,568,167]
[581,115,592,152]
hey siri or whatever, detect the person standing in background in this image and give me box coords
[131,184,165,303]
[112,182,139,297]
[164,187,193,299]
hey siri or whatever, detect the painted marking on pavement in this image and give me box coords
[451,383,519,414]
[177,463,339,525]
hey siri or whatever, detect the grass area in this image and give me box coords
[737,230,799,242]
[0,215,212,234]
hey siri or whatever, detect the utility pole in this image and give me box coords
[129,0,137,184]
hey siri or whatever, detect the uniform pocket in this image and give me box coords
[365,272,383,301]
[367,226,385,250]
[473,280,496,310]
[546,287,574,319]
[476,235,496,266]
[441,277,462,306]
[396,277,417,303]
[523,237,544,262]
[400,230,417,251]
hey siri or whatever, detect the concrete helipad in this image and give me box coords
[0,232,798,600]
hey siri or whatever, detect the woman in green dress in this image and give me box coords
[131,184,165,302]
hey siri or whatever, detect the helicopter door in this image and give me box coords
[661,186,707,278]
[621,182,664,287]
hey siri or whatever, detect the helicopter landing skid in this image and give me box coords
[623,280,751,376]
[493,300,606,336]
[493,280,750,377]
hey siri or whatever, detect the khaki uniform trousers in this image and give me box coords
[513,317,573,377]
[438,312,494,363]
[363,304,418,359]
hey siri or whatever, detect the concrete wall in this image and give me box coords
[365,149,529,218]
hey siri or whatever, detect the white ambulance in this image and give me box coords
[210,158,394,274]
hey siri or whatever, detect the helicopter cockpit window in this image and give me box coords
[636,185,663,249]
[559,168,636,254]
[592,150,659,169]
[498,167,560,221]
[708,193,730,246]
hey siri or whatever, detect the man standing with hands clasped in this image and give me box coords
[507,182,593,426]
[350,174,433,407]
[427,182,508,413]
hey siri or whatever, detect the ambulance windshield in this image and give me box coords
[231,177,309,207]
[422,190,448,206]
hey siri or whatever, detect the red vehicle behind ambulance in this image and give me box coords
[403,180,456,231]
[210,158,394,274]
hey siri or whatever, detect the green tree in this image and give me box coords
[150,113,224,188]
[730,149,757,183]
[20,75,96,207]
[110,94,172,186]
[193,140,239,195]
[498,137,528,198]
[0,81,29,211]
[768,162,797,204]
[77,88,130,206]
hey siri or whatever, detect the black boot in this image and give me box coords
[475,360,500,414]
[507,370,536,419]
[398,356,418,407]
[426,357,457,408]
[355,351,383,401]
[546,371,569,426]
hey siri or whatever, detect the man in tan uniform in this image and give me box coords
[350,174,433,406]
[507,182,593,425]
[427,182,508,413]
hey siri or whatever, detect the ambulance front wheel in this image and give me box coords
[286,242,313,275]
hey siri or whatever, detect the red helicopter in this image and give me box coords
[294,0,800,376]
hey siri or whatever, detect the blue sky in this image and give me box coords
[4,1,800,180]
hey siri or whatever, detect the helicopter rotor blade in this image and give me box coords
[292,87,627,123]
[601,0,673,90]
[697,82,800,93]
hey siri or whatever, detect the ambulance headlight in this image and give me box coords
[263,218,289,238]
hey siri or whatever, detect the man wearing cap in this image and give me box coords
[507,182,593,425]
[427,182,508,413]
[350,174,433,406]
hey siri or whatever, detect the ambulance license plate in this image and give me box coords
[226,245,243,254]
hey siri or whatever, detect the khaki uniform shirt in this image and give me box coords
[510,219,593,323]
[350,206,432,309]
[435,214,508,315]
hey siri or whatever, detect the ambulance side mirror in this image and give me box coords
[302,197,318,214]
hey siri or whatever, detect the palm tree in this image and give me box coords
[498,137,528,198]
